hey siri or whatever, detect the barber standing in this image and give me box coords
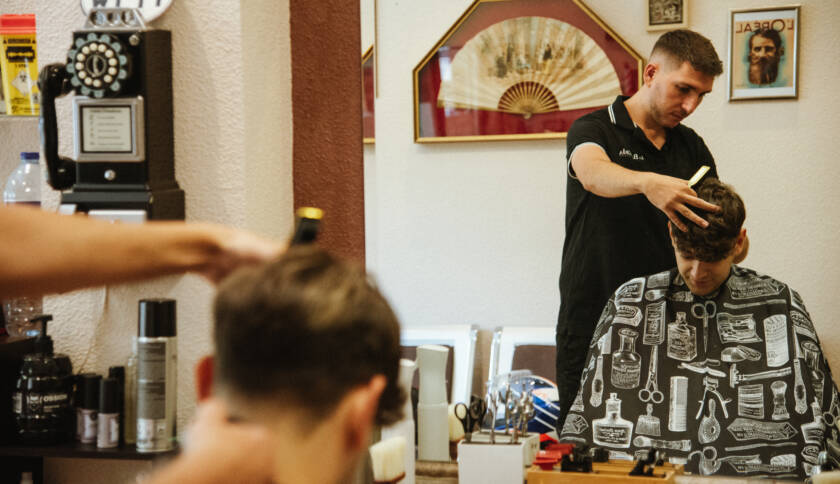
[555,30,747,429]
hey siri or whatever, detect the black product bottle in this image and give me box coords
[108,366,125,446]
[97,377,120,448]
[73,372,97,441]
[79,374,101,444]
[15,315,74,444]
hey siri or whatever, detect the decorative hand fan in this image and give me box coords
[437,16,620,118]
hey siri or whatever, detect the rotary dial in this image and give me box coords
[66,33,130,98]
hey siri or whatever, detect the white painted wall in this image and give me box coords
[0,1,292,482]
[367,0,840,376]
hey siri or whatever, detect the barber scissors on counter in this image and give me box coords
[638,345,664,404]
[455,395,487,442]
[692,300,717,354]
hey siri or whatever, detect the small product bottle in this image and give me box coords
[802,341,825,405]
[592,393,633,448]
[763,315,789,368]
[3,152,43,338]
[97,377,120,448]
[74,373,97,442]
[15,315,74,445]
[611,328,641,389]
[108,366,125,446]
[137,299,177,452]
[80,374,101,444]
[643,300,666,345]
[667,312,697,362]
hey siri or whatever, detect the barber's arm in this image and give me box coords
[0,205,283,297]
[570,145,719,231]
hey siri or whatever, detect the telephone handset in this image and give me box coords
[39,64,74,190]
[39,7,183,220]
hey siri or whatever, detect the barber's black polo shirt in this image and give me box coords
[558,96,717,337]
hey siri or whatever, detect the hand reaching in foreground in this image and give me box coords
[196,224,286,284]
[145,399,276,484]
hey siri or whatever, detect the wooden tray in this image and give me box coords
[527,460,683,484]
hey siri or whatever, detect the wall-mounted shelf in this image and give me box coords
[0,442,178,484]
[0,442,178,460]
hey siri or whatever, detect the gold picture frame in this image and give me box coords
[646,0,689,32]
[727,5,800,101]
[412,0,643,143]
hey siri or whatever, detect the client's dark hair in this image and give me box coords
[672,178,745,262]
[213,245,403,426]
[651,29,723,76]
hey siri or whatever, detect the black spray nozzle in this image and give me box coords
[29,314,52,334]
[28,314,54,353]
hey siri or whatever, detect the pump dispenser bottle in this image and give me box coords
[136,298,177,452]
[416,344,450,461]
[14,315,74,444]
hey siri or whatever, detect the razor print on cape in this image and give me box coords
[559,267,840,479]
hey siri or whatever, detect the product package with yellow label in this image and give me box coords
[0,14,39,116]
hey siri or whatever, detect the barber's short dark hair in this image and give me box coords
[750,28,783,50]
[651,29,723,77]
[672,178,745,262]
[213,246,403,426]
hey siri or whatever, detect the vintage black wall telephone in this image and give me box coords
[39,7,183,220]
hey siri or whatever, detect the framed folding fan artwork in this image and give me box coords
[413,0,643,143]
[362,45,375,143]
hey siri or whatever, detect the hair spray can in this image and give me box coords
[136,299,177,452]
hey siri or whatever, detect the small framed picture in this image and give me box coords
[727,5,800,101]
[646,0,688,31]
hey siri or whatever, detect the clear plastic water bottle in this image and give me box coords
[3,152,43,337]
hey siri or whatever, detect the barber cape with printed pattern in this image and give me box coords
[560,266,840,479]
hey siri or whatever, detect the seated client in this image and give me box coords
[560,178,840,479]
[171,246,404,483]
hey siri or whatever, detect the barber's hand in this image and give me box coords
[147,399,276,484]
[197,224,286,283]
[641,172,720,231]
